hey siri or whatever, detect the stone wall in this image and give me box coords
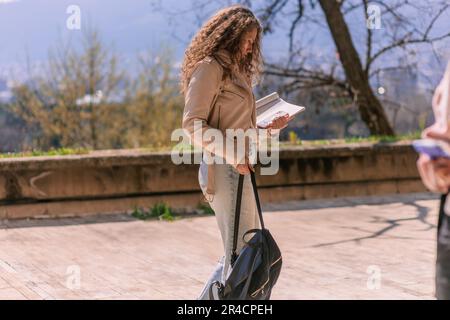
[0,141,427,219]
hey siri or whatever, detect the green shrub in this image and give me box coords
[197,203,215,215]
[0,148,89,158]
[131,203,176,221]
[288,131,300,145]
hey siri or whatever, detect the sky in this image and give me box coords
[0,0,293,78]
[0,0,190,74]
[0,0,449,87]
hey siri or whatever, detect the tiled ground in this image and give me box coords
[0,192,441,299]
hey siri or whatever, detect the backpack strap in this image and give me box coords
[231,171,265,266]
[231,174,245,266]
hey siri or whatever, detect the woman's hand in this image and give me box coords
[235,163,251,175]
[417,154,450,193]
[417,125,450,193]
[265,114,292,130]
[234,157,255,175]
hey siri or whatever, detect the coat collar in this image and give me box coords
[213,49,252,93]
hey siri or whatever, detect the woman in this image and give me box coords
[180,5,290,299]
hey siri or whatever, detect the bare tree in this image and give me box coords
[123,48,184,149]
[255,0,450,135]
[9,28,184,152]
[11,29,126,150]
[164,0,450,135]
[318,0,393,134]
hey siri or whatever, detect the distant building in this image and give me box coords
[377,63,431,133]
[0,78,13,103]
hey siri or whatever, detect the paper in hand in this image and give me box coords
[255,92,305,128]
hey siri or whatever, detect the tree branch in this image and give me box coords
[288,0,305,52]
[363,0,372,77]
[367,3,450,70]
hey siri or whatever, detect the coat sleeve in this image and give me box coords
[182,60,245,166]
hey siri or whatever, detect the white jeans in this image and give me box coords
[197,160,260,300]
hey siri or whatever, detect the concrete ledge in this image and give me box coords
[0,141,428,219]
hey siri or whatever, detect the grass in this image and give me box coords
[343,131,421,143]
[0,132,421,159]
[283,131,421,147]
[0,148,90,158]
[197,202,215,215]
[130,201,216,223]
[131,203,177,222]
[139,142,195,153]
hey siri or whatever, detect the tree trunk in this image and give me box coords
[318,0,394,135]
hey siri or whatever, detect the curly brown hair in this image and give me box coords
[180,4,263,95]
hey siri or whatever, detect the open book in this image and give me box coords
[255,92,305,128]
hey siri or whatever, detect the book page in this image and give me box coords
[256,92,305,128]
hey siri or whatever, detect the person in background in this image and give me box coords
[417,62,450,300]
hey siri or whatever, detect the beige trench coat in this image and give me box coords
[182,49,256,195]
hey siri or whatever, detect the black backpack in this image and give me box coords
[209,171,282,300]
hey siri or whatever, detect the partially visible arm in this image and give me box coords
[417,155,450,193]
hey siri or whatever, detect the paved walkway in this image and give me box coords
[0,193,441,299]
